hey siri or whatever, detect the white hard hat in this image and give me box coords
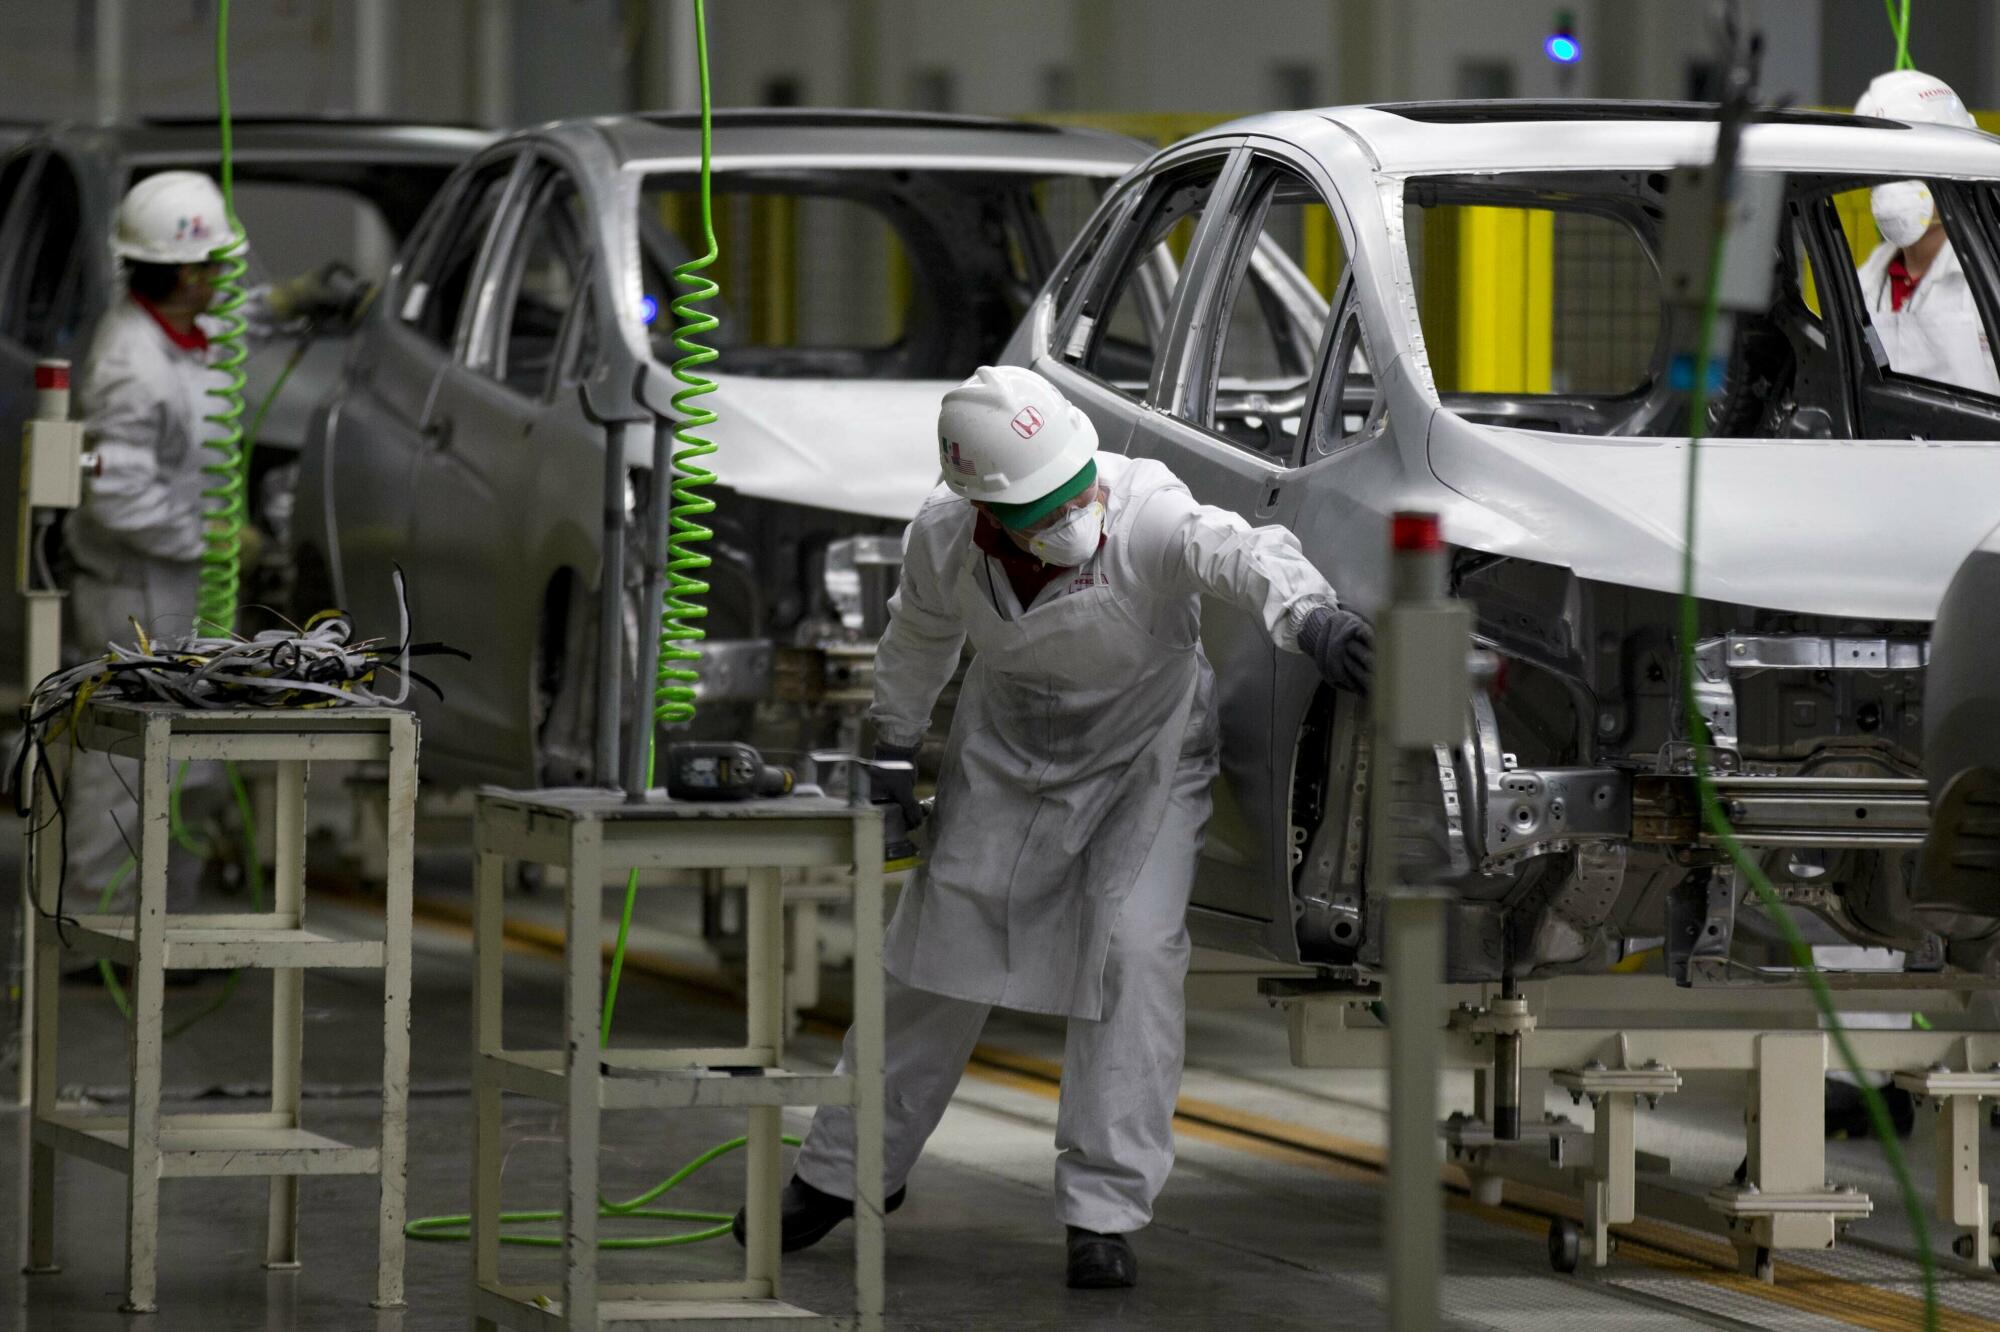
[937,365,1100,526]
[1855,69,1977,130]
[113,170,240,264]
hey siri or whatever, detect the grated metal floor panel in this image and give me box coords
[1607,1277,1864,1330]
[1346,1271,1739,1330]
[1786,1242,2000,1318]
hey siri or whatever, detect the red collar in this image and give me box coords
[972,508,1104,610]
[132,293,208,353]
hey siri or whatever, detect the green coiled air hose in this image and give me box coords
[409,0,742,1252]
[653,0,721,729]
[196,0,249,637]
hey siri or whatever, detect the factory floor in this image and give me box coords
[2,841,1994,1330]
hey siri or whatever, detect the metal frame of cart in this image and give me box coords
[468,788,885,1329]
[23,701,417,1313]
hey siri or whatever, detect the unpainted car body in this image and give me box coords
[295,109,1145,787]
[0,117,491,673]
[1004,100,2000,983]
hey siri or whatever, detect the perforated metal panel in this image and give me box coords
[1608,1277,1859,1330]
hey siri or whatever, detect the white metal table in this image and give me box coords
[469,787,885,1330]
[23,700,418,1313]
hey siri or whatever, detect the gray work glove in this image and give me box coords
[1299,606,1373,695]
[870,742,925,829]
[268,260,365,324]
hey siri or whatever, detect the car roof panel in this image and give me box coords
[559,108,1148,175]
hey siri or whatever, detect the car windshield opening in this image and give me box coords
[639,169,1105,380]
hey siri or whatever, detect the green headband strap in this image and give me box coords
[987,458,1097,530]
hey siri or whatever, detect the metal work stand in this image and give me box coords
[23,701,417,1313]
[469,788,885,1329]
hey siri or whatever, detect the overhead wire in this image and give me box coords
[1882,0,1915,71]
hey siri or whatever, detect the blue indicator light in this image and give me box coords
[1545,33,1580,63]
[639,294,659,325]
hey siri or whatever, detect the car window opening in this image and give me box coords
[1403,170,2000,442]
[639,170,1106,381]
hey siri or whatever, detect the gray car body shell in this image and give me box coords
[0,119,490,692]
[295,111,1146,786]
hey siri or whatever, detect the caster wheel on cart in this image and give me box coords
[1548,1217,1581,1274]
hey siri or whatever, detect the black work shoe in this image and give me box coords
[730,1175,906,1253]
[1065,1226,1137,1289]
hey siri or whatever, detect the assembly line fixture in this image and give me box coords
[465,786,885,1328]
[1272,972,2000,1280]
[23,700,418,1313]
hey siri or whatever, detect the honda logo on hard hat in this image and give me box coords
[1010,406,1044,439]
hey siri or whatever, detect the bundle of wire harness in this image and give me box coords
[20,575,452,725]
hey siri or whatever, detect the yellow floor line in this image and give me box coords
[386,892,1978,1330]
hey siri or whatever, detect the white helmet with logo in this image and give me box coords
[1855,69,1977,130]
[937,365,1099,524]
[113,171,240,264]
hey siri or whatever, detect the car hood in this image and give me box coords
[700,374,947,520]
[1428,418,2000,622]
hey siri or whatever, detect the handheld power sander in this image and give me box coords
[665,741,929,871]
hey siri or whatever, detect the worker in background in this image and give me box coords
[63,170,352,923]
[1853,70,2000,396]
[735,366,1373,1288]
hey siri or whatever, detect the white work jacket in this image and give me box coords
[1857,240,2000,397]
[67,294,270,576]
[872,452,1339,1019]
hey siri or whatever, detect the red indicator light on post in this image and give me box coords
[33,362,69,391]
[1391,510,1442,552]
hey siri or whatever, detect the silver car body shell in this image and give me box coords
[1003,104,2000,968]
[0,119,491,690]
[296,112,1147,785]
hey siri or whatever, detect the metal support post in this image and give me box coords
[14,360,92,1110]
[1893,1066,2000,1269]
[94,0,125,125]
[1386,892,1447,1332]
[122,715,171,1312]
[1375,511,1472,1332]
[264,760,308,1270]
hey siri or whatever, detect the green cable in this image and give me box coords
[1676,225,1938,1322]
[1881,0,1915,70]
[195,0,249,636]
[654,0,720,729]
[406,1134,803,1248]
[604,0,721,1039]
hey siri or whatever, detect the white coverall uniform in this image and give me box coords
[1857,240,2000,396]
[796,452,1340,1233]
[63,293,263,904]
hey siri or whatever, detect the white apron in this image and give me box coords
[881,462,1211,1020]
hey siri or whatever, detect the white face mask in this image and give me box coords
[1025,500,1104,566]
[1871,180,1937,250]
